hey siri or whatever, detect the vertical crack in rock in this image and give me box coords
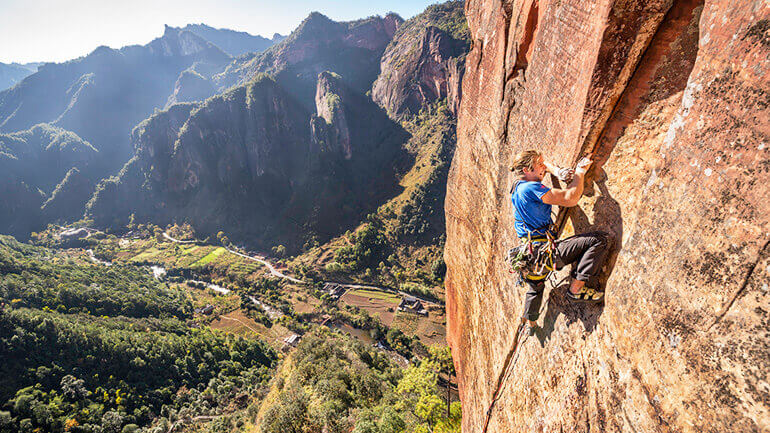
[498,0,516,142]
[500,0,541,144]
[554,0,681,234]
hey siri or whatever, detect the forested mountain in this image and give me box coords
[215,12,403,104]
[0,3,468,252]
[87,70,408,250]
[0,24,285,240]
[0,62,40,91]
[84,11,418,251]
[84,3,469,258]
[0,1,470,268]
[0,124,98,238]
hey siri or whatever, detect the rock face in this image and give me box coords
[445,0,769,432]
[41,167,95,223]
[313,71,352,159]
[372,1,469,118]
[87,78,309,239]
[165,69,217,107]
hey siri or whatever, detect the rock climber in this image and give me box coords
[509,149,610,329]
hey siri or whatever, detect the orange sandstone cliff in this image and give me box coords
[445,0,769,431]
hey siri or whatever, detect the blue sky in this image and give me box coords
[0,0,442,63]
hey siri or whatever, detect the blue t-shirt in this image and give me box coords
[511,181,553,238]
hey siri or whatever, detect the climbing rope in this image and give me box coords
[480,320,528,433]
[480,292,550,433]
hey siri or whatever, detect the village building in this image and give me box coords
[323,283,346,300]
[398,295,428,316]
[194,304,215,315]
[283,334,301,347]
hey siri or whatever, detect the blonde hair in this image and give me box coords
[511,150,541,176]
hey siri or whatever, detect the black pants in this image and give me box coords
[522,231,610,321]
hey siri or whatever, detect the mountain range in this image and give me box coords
[0,1,469,258]
[0,24,285,239]
[0,62,42,91]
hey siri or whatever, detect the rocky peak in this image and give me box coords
[215,13,400,98]
[446,0,769,432]
[383,13,404,38]
[146,27,230,62]
[312,71,352,159]
[371,1,469,119]
[176,24,279,57]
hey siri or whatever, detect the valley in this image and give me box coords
[62,223,448,351]
[0,2,468,432]
[1,220,458,433]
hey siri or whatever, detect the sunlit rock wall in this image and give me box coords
[445,0,769,431]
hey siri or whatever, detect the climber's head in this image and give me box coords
[511,149,546,181]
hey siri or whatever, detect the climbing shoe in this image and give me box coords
[566,286,604,303]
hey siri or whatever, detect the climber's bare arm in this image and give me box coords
[541,157,593,207]
[543,158,575,184]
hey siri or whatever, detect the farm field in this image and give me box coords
[209,310,295,349]
[95,236,269,288]
[339,288,400,326]
[391,307,446,346]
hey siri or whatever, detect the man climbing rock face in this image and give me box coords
[509,150,610,329]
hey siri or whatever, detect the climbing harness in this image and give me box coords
[506,229,558,283]
[508,179,559,283]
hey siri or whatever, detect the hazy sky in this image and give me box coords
[0,0,442,64]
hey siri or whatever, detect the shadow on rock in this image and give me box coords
[568,171,623,292]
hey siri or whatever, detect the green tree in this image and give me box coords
[272,245,287,258]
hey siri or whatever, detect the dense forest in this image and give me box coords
[0,233,459,433]
[255,331,459,433]
[0,236,276,433]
